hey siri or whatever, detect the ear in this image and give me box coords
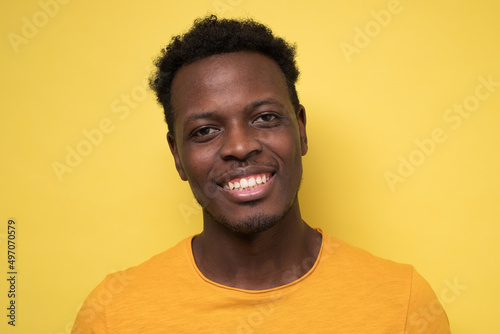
[296,105,308,156]
[167,132,188,181]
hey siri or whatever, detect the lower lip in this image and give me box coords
[220,175,275,202]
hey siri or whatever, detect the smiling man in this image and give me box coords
[167,49,318,291]
[72,15,450,333]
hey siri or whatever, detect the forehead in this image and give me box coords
[170,51,291,127]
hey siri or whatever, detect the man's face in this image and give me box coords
[168,51,307,234]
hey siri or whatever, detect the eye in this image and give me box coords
[191,126,220,140]
[255,114,276,122]
[253,113,283,128]
[194,127,218,136]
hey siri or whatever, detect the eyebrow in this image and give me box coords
[186,111,217,123]
[247,98,284,110]
[185,98,286,123]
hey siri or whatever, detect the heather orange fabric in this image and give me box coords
[72,229,450,333]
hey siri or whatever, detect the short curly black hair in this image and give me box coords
[149,15,300,135]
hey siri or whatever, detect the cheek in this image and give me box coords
[271,130,303,161]
[180,146,218,192]
[183,153,210,180]
[276,135,304,183]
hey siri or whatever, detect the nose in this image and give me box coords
[219,124,262,161]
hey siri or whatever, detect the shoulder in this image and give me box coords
[319,230,414,280]
[71,235,194,333]
[100,235,192,290]
[316,230,450,333]
[121,235,192,281]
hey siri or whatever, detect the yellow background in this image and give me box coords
[1,0,499,333]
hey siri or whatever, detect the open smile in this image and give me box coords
[222,173,272,191]
[216,169,276,202]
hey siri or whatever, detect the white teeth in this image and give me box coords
[248,177,256,187]
[224,174,271,190]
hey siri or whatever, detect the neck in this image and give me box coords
[191,202,322,290]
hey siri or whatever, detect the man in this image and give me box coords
[72,15,450,333]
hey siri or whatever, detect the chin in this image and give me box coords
[206,208,289,235]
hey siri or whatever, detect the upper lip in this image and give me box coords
[214,165,276,186]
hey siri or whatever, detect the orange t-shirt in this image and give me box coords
[72,230,450,333]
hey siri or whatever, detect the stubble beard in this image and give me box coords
[192,165,304,235]
[198,178,302,235]
[204,200,294,235]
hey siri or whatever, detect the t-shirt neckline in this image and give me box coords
[185,228,325,294]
